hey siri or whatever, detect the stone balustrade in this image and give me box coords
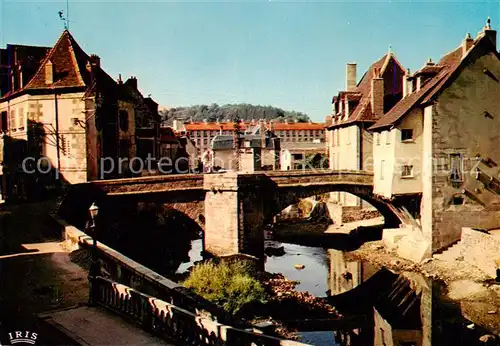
[95,276,309,345]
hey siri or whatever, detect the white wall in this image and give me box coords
[373,129,396,198]
[327,125,361,206]
[0,92,88,184]
[392,108,424,195]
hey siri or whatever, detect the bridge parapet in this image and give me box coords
[264,169,373,187]
[91,174,204,195]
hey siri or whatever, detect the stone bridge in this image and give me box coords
[59,170,403,258]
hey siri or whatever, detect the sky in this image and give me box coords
[1,1,499,121]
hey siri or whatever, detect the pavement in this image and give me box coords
[0,200,174,345]
[39,306,171,346]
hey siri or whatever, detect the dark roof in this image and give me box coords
[1,30,118,101]
[369,33,493,131]
[329,53,405,129]
[0,44,52,97]
[25,30,91,90]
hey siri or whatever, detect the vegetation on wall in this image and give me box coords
[160,103,310,125]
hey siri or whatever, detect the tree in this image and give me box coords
[160,104,311,125]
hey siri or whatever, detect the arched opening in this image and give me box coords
[98,199,203,277]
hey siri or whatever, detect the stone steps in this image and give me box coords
[434,241,464,261]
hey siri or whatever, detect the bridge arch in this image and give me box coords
[265,184,401,227]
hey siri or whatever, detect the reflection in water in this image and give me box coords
[263,240,429,346]
[145,231,497,346]
[328,249,378,296]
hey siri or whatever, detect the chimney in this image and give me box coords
[45,60,53,84]
[462,33,474,57]
[371,67,384,118]
[403,69,411,97]
[346,63,357,91]
[19,65,23,89]
[126,77,138,90]
[478,17,497,49]
[89,54,100,69]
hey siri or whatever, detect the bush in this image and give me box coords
[183,261,266,315]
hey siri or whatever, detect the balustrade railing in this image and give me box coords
[94,276,309,346]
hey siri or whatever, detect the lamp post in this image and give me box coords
[87,202,100,306]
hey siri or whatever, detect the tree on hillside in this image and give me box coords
[160,103,311,125]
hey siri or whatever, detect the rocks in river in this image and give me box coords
[294,264,305,270]
[487,309,497,314]
[467,323,475,330]
[265,246,285,257]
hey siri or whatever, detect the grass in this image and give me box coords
[183,260,266,315]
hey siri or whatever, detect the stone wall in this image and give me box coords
[430,48,500,251]
[461,227,500,278]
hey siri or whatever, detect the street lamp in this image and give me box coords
[87,202,100,305]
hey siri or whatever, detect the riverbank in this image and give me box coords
[347,240,500,338]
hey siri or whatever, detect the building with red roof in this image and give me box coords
[171,118,325,167]
[326,51,406,207]
[0,30,159,201]
[369,20,500,254]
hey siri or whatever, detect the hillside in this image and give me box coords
[160,103,311,125]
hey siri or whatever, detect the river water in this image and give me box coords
[175,237,499,346]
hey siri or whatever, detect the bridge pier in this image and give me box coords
[203,173,266,259]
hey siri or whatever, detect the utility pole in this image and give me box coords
[233,117,241,172]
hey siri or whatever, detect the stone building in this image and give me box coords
[171,119,324,158]
[326,52,405,207]
[120,76,161,163]
[370,20,500,252]
[280,141,328,171]
[210,122,280,172]
[0,30,155,200]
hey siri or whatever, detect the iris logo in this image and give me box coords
[3,331,38,345]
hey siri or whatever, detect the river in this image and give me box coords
[174,235,500,346]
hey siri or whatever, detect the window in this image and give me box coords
[401,129,414,141]
[10,110,16,130]
[1,111,7,132]
[385,131,390,145]
[119,110,129,132]
[452,195,464,205]
[402,165,414,177]
[450,154,463,183]
[336,130,340,146]
[380,160,385,180]
[376,133,380,145]
[18,108,25,130]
